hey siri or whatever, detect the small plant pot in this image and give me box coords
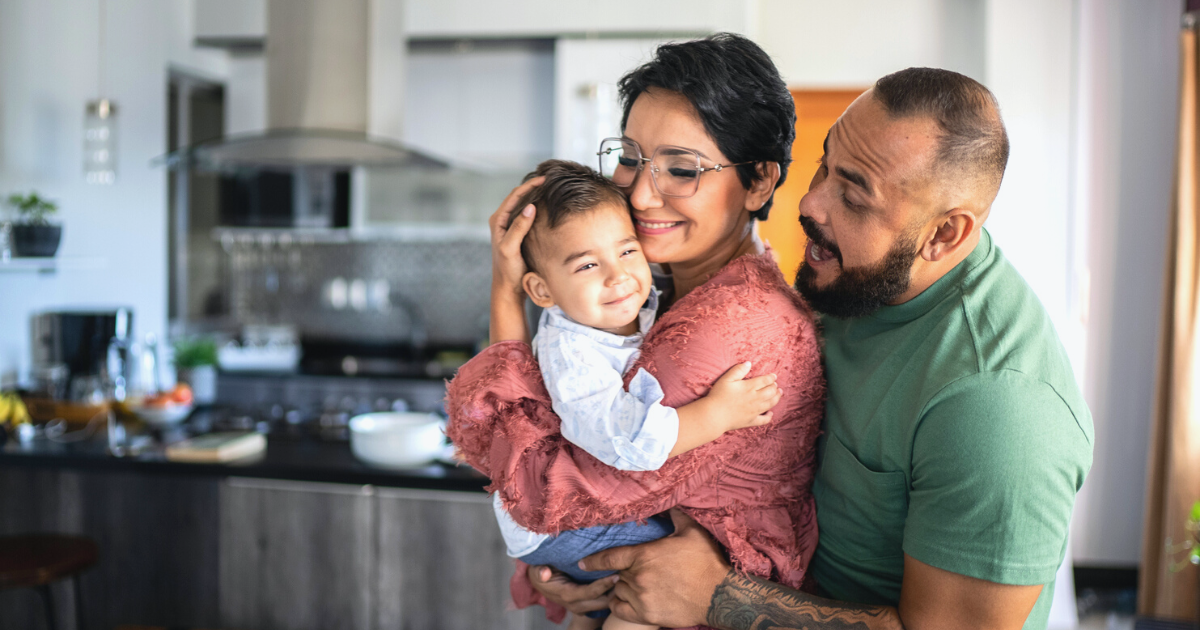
[11,224,62,257]
[178,365,217,405]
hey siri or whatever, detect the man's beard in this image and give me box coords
[793,215,921,319]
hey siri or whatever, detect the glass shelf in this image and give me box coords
[0,257,107,273]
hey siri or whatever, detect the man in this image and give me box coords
[550,68,1093,630]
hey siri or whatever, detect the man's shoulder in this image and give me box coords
[960,245,1083,390]
[913,242,1092,444]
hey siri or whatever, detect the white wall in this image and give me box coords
[1071,0,1181,567]
[982,0,1075,348]
[405,0,750,39]
[753,0,985,87]
[0,0,228,383]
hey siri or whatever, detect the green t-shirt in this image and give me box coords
[809,229,1093,630]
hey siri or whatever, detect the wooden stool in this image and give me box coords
[0,534,98,630]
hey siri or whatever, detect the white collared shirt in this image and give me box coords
[493,289,679,557]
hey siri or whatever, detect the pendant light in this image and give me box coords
[84,0,117,184]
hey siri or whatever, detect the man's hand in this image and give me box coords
[579,509,730,627]
[525,564,617,615]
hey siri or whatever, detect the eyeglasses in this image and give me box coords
[596,137,753,198]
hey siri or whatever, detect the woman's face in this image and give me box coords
[620,88,757,265]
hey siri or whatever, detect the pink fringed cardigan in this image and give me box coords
[445,252,825,626]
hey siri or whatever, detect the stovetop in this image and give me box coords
[200,373,450,442]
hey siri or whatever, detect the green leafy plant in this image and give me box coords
[6,192,58,225]
[1168,500,1200,571]
[172,337,218,369]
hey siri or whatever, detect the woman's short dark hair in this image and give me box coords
[617,33,795,221]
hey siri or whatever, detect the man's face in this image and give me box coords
[794,92,943,318]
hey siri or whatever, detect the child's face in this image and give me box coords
[523,202,653,335]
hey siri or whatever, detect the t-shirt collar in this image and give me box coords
[854,228,993,325]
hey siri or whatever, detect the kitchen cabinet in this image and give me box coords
[0,466,565,629]
[374,488,539,630]
[218,478,376,630]
[0,468,221,630]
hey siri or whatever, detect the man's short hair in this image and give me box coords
[873,68,1009,196]
[617,33,795,221]
[508,159,629,272]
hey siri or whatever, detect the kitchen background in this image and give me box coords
[0,0,1182,626]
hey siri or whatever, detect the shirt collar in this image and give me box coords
[860,228,994,324]
[541,288,661,348]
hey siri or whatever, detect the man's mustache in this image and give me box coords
[799,215,842,265]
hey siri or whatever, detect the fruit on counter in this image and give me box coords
[142,384,193,408]
[0,392,32,428]
[171,383,194,405]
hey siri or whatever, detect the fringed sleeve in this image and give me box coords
[444,340,716,535]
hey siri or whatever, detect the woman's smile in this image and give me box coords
[634,218,686,235]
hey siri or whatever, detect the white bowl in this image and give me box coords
[349,412,445,469]
[135,403,194,428]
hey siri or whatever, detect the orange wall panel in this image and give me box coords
[759,89,865,284]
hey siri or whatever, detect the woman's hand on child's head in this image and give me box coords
[708,362,782,431]
[490,176,545,296]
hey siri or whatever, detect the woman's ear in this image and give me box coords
[744,162,781,213]
[522,272,555,309]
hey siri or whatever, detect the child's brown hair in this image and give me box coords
[507,159,629,272]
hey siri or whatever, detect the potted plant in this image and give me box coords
[6,192,61,257]
[172,337,219,405]
[1166,499,1200,624]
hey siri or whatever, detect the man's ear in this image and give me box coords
[921,208,977,262]
[744,162,781,213]
[522,272,555,309]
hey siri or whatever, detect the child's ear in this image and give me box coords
[523,272,555,309]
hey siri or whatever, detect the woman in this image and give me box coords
[445,33,823,628]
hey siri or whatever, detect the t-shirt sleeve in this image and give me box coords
[903,370,1092,586]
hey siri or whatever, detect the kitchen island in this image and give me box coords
[0,417,560,630]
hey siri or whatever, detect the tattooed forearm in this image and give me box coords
[706,571,905,630]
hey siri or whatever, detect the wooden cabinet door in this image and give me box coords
[219,477,376,630]
[373,487,540,630]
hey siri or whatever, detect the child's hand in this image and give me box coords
[703,362,782,432]
[670,362,783,458]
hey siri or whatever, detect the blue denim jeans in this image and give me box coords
[519,515,674,618]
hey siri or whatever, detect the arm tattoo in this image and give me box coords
[707,571,905,630]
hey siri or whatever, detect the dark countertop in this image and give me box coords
[0,412,490,493]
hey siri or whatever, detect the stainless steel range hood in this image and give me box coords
[161,0,445,171]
